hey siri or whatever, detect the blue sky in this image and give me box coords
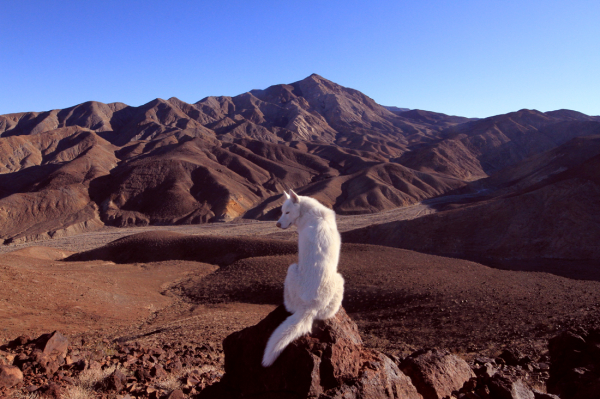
[1,0,599,118]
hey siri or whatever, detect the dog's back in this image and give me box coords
[297,197,341,282]
[262,192,344,367]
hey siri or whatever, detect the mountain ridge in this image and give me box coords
[1,74,599,250]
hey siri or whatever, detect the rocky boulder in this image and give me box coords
[488,374,535,399]
[547,328,600,399]
[0,365,23,389]
[400,349,475,399]
[208,305,422,399]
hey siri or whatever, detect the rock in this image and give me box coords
[400,349,475,399]
[35,331,69,361]
[488,374,534,399]
[498,349,521,367]
[97,369,127,392]
[474,363,497,379]
[0,364,23,388]
[40,382,62,398]
[0,350,15,365]
[168,359,183,373]
[548,328,600,398]
[7,335,31,348]
[212,305,422,399]
[25,385,39,393]
[31,349,60,376]
[136,367,152,382]
[167,389,185,399]
[152,364,168,379]
[532,389,560,399]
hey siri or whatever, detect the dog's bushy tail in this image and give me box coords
[262,308,317,367]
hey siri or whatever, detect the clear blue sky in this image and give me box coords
[1,0,599,118]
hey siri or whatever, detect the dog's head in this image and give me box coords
[276,190,301,229]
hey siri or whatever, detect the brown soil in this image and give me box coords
[2,230,599,366]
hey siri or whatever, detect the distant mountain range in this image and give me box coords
[1,74,599,260]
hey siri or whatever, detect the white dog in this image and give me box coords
[262,190,344,367]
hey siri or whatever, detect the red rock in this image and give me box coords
[0,350,15,366]
[152,364,168,379]
[135,367,152,382]
[35,331,69,361]
[216,305,422,399]
[400,349,475,399]
[0,365,23,388]
[7,335,31,348]
[167,389,185,399]
[97,369,127,392]
[488,374,534,399]
[40,382,62,398]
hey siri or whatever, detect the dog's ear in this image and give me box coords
[283,191,290,200]
[289,189,300,204]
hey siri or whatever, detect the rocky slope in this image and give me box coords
[344,135,600,260]
[1,74,599,253]
[0,74,474,243]
[395,109,600,180]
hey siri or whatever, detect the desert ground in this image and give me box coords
[1,200,599,398]
[1,202,598,356]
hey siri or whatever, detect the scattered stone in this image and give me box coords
[548,328,600,398]
[488,373,534,399]
[532,389,560,399]
[36,331,69,361]
[0,364,24,388]
[167,389,185,399]
[40,382,62,398]
[97,369,127,392]
[400,349,475,399]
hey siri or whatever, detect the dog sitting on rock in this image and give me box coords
[262,190,344,367]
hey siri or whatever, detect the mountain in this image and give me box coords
[1,74,599,249]
[0,75,469,243]
[395,109,600,180]
[343,135,600,260]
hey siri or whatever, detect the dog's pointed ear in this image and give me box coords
[290,189,300,204]
[283,191,290,200]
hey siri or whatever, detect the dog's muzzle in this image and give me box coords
[276,222,281,228]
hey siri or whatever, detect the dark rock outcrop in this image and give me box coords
[209,305,422,399]
[488,374,535,399]
[548,328,600,399]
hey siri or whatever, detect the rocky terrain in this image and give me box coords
[1,232,600,397]
[343,134,600,261]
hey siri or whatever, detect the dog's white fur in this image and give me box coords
[262,190,344,367]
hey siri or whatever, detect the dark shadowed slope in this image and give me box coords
[344,137,600,261]
[66,230,297,265]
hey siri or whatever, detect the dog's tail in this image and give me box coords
[262,308,317,367]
